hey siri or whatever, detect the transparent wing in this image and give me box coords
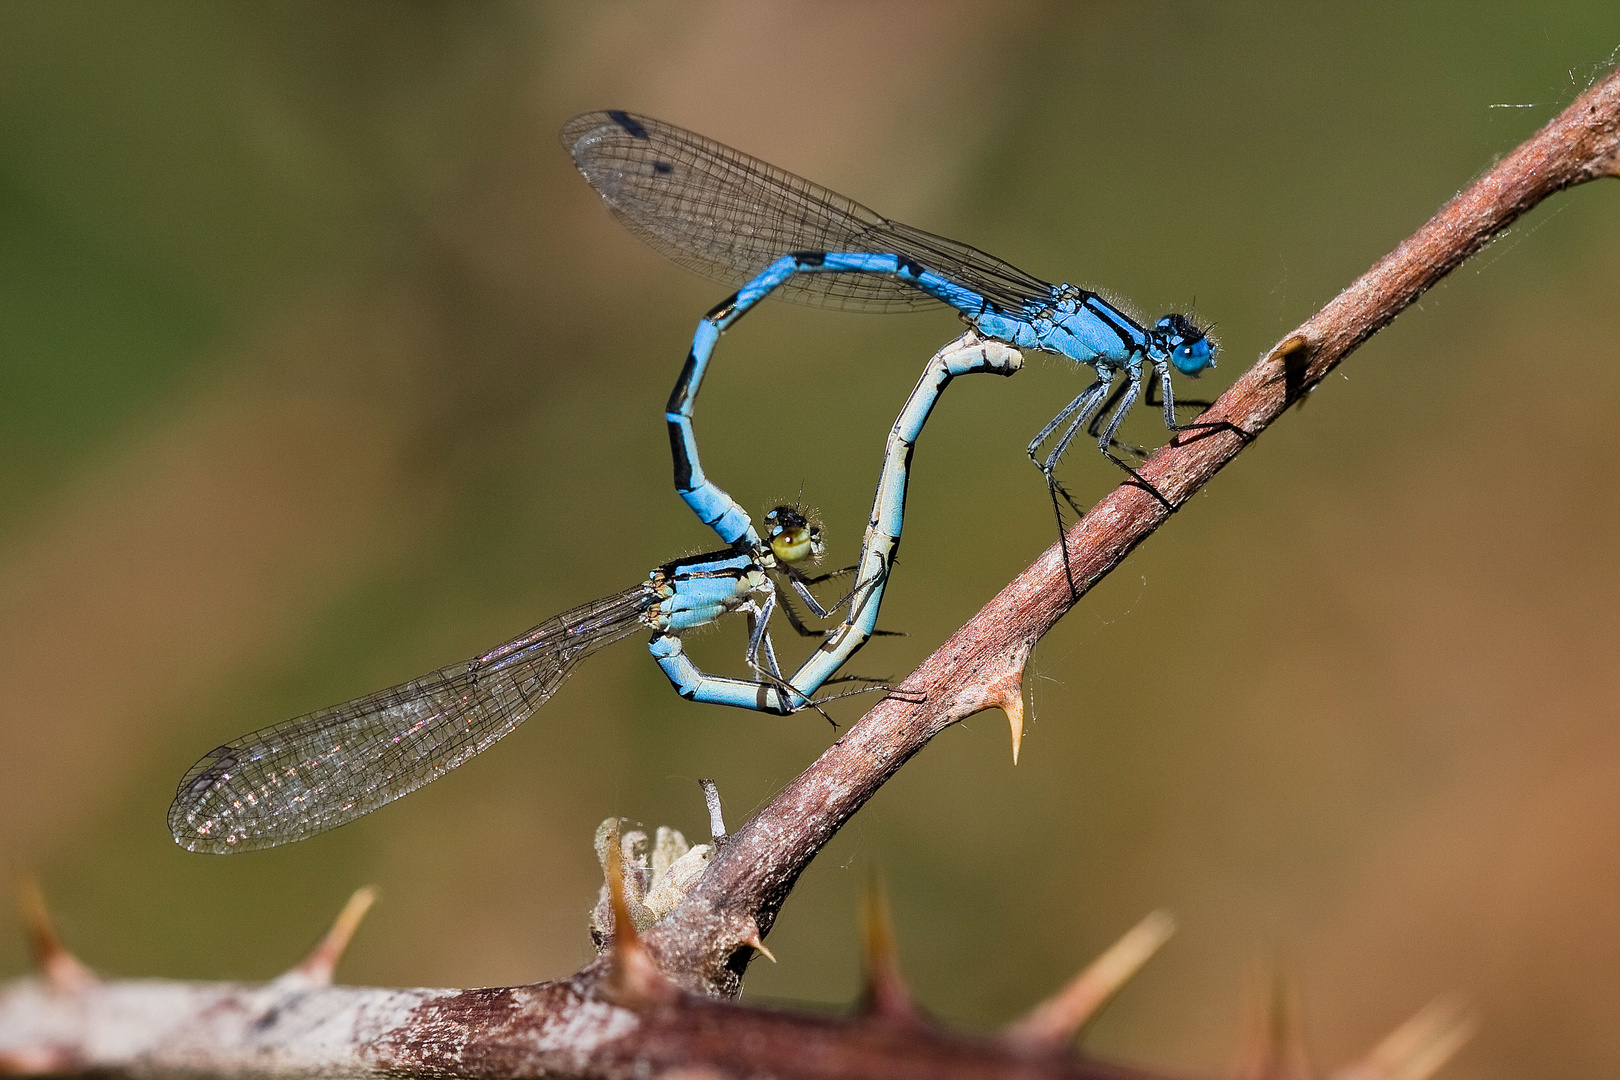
[169,585,654,853]
[560,110,1055,315]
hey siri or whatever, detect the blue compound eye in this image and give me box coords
[1171,338,1215,376]
[1156,314,1215,375]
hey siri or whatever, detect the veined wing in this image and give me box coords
[169,585,654,853]
[560,110,1055,315]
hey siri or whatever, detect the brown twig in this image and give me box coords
[2,63,1616,1080]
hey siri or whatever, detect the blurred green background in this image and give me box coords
[3,3,1619,1077]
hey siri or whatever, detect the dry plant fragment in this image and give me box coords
[700,778,728,845]
[593,818,715,940]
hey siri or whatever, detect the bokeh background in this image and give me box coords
[3,3,1619,1077]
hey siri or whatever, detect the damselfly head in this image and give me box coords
[763,505,825,567]
[1155,313,1217,376]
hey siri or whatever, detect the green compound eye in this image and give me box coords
[770,526,816,566]
[762,505,823,567]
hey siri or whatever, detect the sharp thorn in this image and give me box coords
[858,875,917,1023]
[1004,910,1175,1051]
[606,821,640,947]
[1330,997,1475,1080]
[286,886,377,986]
[741,921,776,964]
[1231,963,1313,1080]
[979,671,1027,764]
[601,822,675,1006]
[14,871,96,993]
[1003,684,1025,766]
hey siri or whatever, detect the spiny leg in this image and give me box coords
[785,570,844,620]
[1026,373,1112,469]
[1144,368,1216,414]
[787,559,906,627]
[779,563,858,628]
[1095,368,1175,512]
[1085,378,1152,460]
[777,585,904,641]
[1076,366,1238,518]
[777,589,834,639]
[742,592,783,678]
[1029,374,1114,597]
[798,564,858,587]
[1083,369,1224,460]
[1038,378,1116,479]
[1152,360,1250,447]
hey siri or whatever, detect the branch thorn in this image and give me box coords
[14,871,96,993]
[601,822,675,1007]
[1004,909,1175,1052]
[740,919,776,964]
[857,875,917,1024]
[983,672,1026,764]
[1332,996,1475,1080]
[283,886,377,986]
[1232,963,1313,1080]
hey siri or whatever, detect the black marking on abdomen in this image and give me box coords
[668,350,699,414]
[668,421,694,489]
[706,292,740,322]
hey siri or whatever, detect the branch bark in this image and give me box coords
[3,63,1617,1080]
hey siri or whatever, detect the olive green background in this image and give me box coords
[3,4,1619,1078]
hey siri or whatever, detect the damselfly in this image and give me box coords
[169,334,1019,852]
[561,110,1217,547]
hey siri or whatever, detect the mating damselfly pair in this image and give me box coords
[168,110,1214,853]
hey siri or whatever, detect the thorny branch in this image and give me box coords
[2,64,1618,1080]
